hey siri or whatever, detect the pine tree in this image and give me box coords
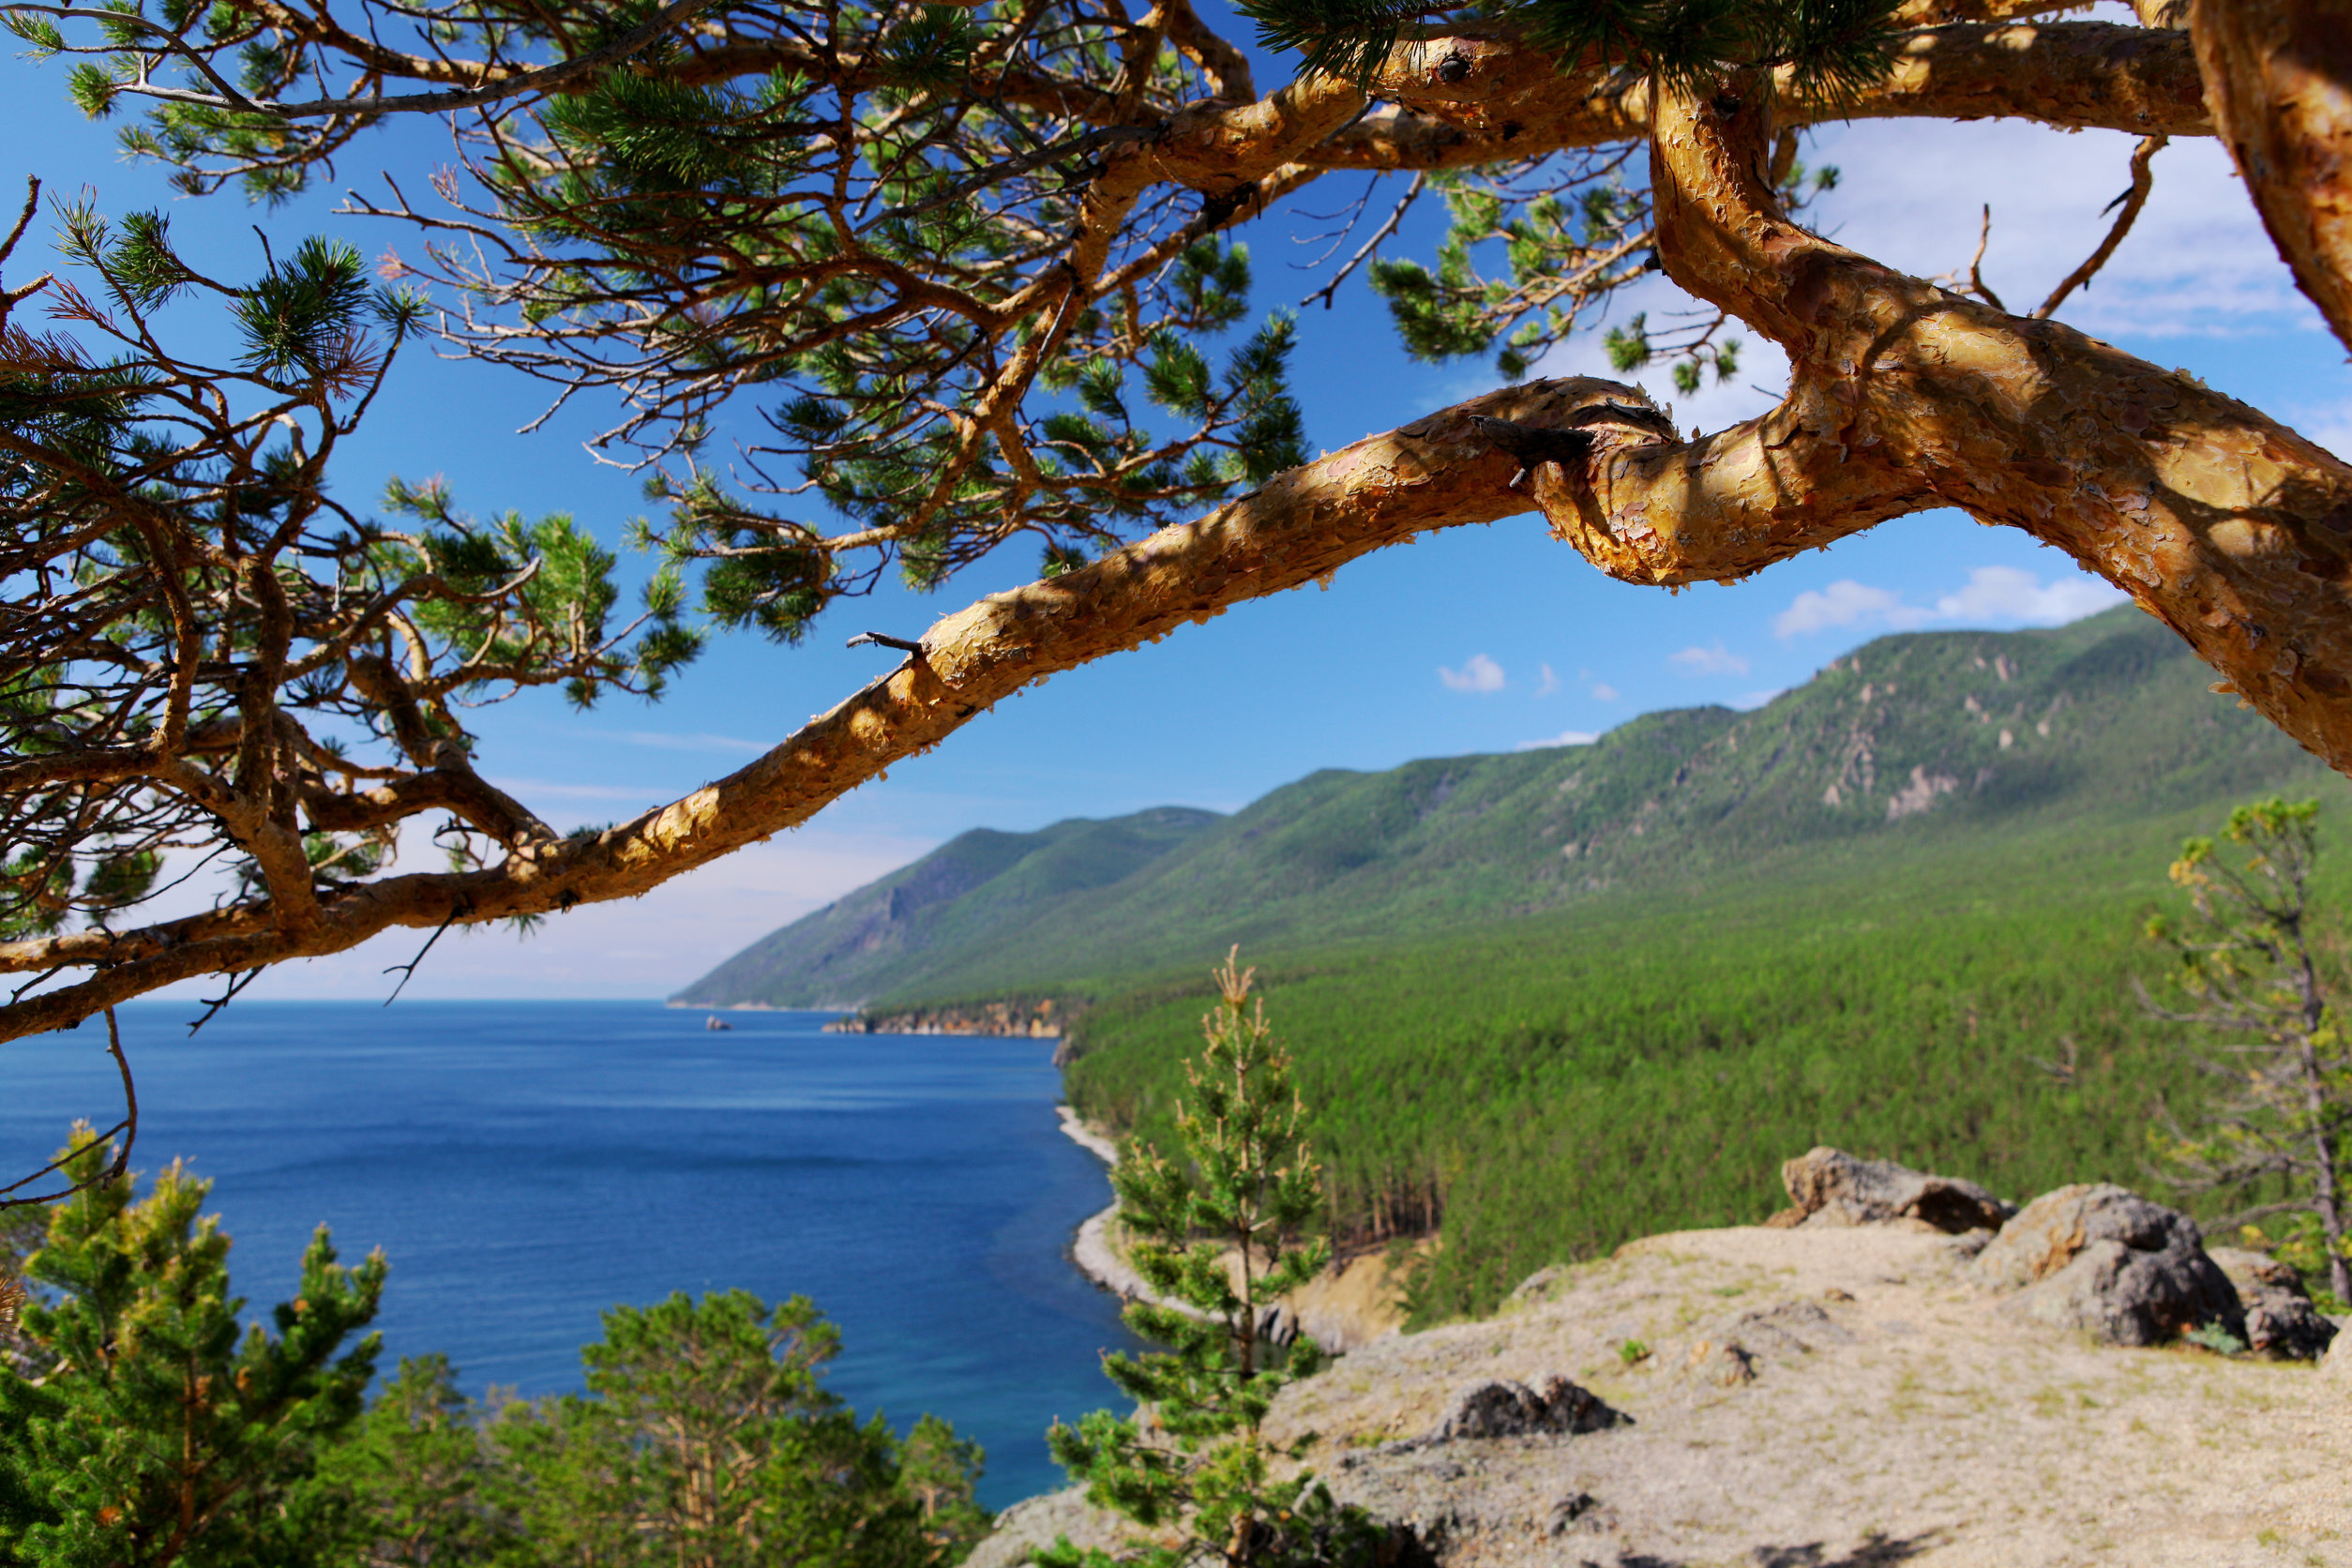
[2147,798,2352,1307]
[312,1355,516,1568]
[0,1125,384,1568]
[1043,951,1374,1568]
[483,1289,986,1568]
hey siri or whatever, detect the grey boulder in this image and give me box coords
[1969,1184,2244,1348]
[1429,1374,1625,1440]
[2207,1246,2339,1360]
[1776,1146,2015,1234]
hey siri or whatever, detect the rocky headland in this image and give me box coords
[822,999,1066,1037]
[989,1148,2351,1568]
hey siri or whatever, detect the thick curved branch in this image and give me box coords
[2191,0,2352,354]
[1510,78,2352,786]
[1322,19,2210,175]
[0,377,1622,1041]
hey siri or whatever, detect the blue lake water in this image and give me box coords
[0,1000,1138,1507]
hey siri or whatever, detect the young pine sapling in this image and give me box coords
[1042,950,1374,1568]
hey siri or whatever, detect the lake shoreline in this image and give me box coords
[1055,1108,1178,1309]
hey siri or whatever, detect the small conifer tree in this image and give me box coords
[2147,797,2352,1305]
[1042,951,1373,1568]
[0,1125,384,1568]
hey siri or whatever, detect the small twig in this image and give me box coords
[845,631,926,655]
[2034,134,2166,320]
[0,1009,136,1211]
[99,1007,134,1179]
[98,0,718,120]
[876,127,1161,223]
[0,175,40,268]
[1961,204,2004,312]
[383,900,467,1004]
[8,966,67,1005]
[1301,173,1424,311]
[188,968,261,1034]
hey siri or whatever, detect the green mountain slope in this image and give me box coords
[675,806,1223,1006]
[681,607,2329,1008]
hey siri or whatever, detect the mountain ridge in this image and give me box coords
[675,606,2330,1009]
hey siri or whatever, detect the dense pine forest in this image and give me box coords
[690,608,2352,1322]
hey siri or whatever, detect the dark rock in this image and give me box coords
[1681,1339,1756,1387]
[1780,1146,2016,1234]
[1969,1184,2245,1348]
[1253,1301,1300,1348]
[2208,1246,2340,1361]
[1428,1373,1625,1440]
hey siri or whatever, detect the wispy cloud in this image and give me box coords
[605,730,769,755]
[1731,688,1785,712]
[1589,680,1620,702]
[1774,566,2125,640]
[1440,653,1507,693]
[487,778,669,804]
[1536,662,1560,697]
[1669,642,1751,677]
[1517,729,1598,750]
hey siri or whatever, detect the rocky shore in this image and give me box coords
[984,1148,2352,1568]
[823,999,1065,1037]
[1055,1107,1417,1354]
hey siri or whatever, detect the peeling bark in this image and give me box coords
[1320,19,2209,175]
[1513,79,2352,788]
[2192,0,2352,353]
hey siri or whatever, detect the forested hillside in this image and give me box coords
[683,607,2327,1010]
[679,807,1221,1007]
[682,608,2352,1325]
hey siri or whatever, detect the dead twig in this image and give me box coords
[0,1008,135,1212]
[2035,134,2166,319]
[1302,173,1425,311]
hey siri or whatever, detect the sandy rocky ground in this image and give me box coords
[979,1151,2352,1568]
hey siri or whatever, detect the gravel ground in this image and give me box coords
[978,1224,2351,1568]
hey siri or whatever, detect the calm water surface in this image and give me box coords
[0,1000,1137,1506]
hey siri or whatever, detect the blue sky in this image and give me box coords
[4,9,2346,998]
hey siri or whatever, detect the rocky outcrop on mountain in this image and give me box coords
[2209,1245,2340,1360]
[1769,1145,2016,1233]
[1968,1184,2244,1348]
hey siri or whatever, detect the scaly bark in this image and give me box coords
[1510,78,2352,786]
[2191,0,2352,354]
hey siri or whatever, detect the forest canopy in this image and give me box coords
[0,0,2347,1047]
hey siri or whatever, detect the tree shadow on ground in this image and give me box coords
[1615,1530,1942,1568]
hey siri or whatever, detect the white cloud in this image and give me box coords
[1516,729,1598,750]
[1536,662,1560,697]
[1668,642,1751,677]
[1774,580,1917,639]
[1932,565,2127,625]
[1730,689,1786,712]
[1589,681,1620,702]
[1774,567,2126,641]
[1809,115,2314,339]
[1440,653,1507,693]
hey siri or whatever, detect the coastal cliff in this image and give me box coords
[823,999,1065,1037]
